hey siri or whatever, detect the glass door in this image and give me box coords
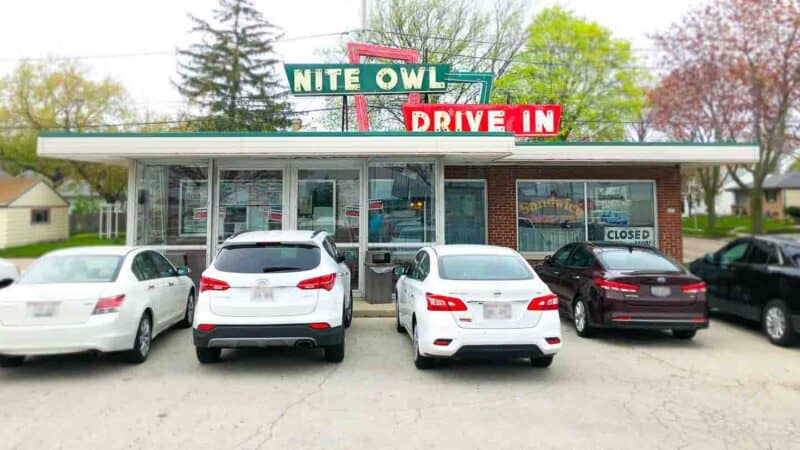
[296,168,361,293]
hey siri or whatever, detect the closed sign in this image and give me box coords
[604,227,655,246]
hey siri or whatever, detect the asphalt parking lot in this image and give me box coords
[1,317,799,450]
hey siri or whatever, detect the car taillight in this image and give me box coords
[309,322,330,329]
[199,276,230,293]
[92,294,125,314]
[680,282,707,294]
[594,278,639,293]
[297,273,337,291]
[196,324,216,332]
[527,293,559,311]
[426,293,467,311]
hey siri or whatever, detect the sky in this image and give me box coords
[0,0,706,127]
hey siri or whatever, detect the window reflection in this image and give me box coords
[517,181,586,252]
[368,164,435,243]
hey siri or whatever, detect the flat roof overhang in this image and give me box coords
[36,132,759,167]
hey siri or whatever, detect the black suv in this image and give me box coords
[689,236,800,346]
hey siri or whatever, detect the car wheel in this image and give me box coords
[573,298,594,338]
[412,323,434,370]
[177,291,195,329]
[395,292,405,334]
[196,347,222,364]
[324,337,345,363]
[672,329,697,340]
[126,313,153,364]
[530,355,554,368]
[344,288,353,329]
[0,355,25,368]
[763,300,797,346]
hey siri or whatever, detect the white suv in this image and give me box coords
[395,245,562,369]
[193,230,352,364]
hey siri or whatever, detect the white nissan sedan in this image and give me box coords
[395,245,562,369]
[0,247,195,367]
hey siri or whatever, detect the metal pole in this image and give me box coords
[342,96,348,132]
[422,48,429,104]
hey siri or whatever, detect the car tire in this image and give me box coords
[763,299,797,346]
[412,323,434,370]
[196,347,222,364]
[395,292,405,334]
[125,313,153,364]
[176,291,195,329]
[672,329,697,340]
[530,355,554,368]
[324,338,345,363]
[343,288,353,329]
[573,298,594,338]
[0,355,25,368]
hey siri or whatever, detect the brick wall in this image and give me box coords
[444,165,684,261]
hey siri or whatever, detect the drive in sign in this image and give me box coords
[402,104,562,137]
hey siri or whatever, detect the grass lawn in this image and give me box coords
[0,233,126,258]
[682,215,797,237]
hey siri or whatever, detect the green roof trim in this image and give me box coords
[38,131,514,138]
[514,141,757,147]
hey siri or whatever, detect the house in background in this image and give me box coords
[682,181,735,217]
[0,177,69,249]
[56,179,104,213]
[728,171,800,218]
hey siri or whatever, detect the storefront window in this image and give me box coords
[517,181,586,253]
[217,169,283,242]
[587,182,656,246]
[136,163,209,246]
[368,163,435,243]
[445,180,486,244]
[297,169,359,243]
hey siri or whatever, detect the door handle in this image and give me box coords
[553,271,560,275]
[572,275,581,280]
[148,284,155,290]
[168,281,175,287]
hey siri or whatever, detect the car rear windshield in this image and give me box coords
[596,249,682,272]
[19,255,123,284]
[438,255,533,280]
[214,243,321,273]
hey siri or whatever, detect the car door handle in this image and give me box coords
[148,284,156,290]
[168,281,175,287]
[338,272,347,277]
[552,271,560,275]
[572,275,581,280]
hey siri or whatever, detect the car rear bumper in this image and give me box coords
[602,317,709,330]
[193,324,344,349]
[0,316,135,356]
[417,311,562,359]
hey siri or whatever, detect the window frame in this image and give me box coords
[30,208,50,225]
[515,179,659,258]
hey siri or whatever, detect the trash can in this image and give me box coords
[364,251,394,304]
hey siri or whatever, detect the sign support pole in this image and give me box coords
[341,95,348,131]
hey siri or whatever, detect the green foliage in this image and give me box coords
[785,207,800,219]
[175,0,291,131]
[493,6,646,141]
[0,233,126,259]
[71,197,101,214]
[682,214,796,236]
[0,60,129,203]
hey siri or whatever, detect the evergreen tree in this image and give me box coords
[175,0,291,131]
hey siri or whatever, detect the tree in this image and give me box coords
[654,0,800,233]
[0,60,130,203]
[318,0,526,130]
[649,63,749,231]
[175,0,291,131]
[493,6,647,141]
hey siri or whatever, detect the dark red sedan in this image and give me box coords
[536,242,708,339]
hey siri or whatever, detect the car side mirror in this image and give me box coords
[703,252,716,264]
[393,265,406,277]
[336,255,346,264]
[543,255,552,265]
[176,266,190,276]
[0,278,13,289]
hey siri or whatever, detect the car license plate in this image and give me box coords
[651,286,671,297]
[251,281,274,302]
[28,302,59,318]
[483,302,512,320]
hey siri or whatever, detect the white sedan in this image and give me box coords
[395,245,562,369]
[0,247,195,367]
[0,258,20,289]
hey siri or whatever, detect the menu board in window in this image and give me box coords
[180,180,208,236]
